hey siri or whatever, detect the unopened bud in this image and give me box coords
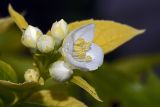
[51,19,68,41]
[37,35,55,53]
[49,61,73,82]
[24,69,40,82]
[21,25,42,48]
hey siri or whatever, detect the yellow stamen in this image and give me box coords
[73,51,85,59]
[86,56,92,61]
[74,38,85,45]
[73,38,92,62]
[84,42,91,51]
[73,45,83,52]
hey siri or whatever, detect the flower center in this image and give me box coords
[73,38,92,62]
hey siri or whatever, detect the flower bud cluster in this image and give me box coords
[21,19,68,53]
[22,19,73,82]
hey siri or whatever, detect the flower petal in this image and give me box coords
[64,52,86,70]
[69,24,95,42]
[85,43,104,71]
[63,43,103,71]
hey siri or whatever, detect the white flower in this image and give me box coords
[21,25,42,48]
[49,61,73,82]
[62,24,104,71]
[24,69,40,82]
[37,35,55,53]
[51,19,68,41]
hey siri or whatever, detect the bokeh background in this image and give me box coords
[0,0,160,107]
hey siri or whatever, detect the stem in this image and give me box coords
[33,55,48,80]
[32,49,62,80]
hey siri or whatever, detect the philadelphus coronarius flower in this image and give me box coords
[62,24,104,71]
[49,61,73,82]
[21,25,42,48]
[21,19,68,53]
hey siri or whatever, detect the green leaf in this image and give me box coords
[8,4,28,31]
[0,55,33,82]
[81,55,160,107]
[0,80,39,91]
[120,71,160,107]
[0,86,17,106]
[111,55,160,76]
[0,60,17,82]
[70,76,102,102]
[27,90,87,107]
[0,17,13,33]
[15,103,46,107]
[80,63,130,107]
[0,98,5,107]
[0,24,24,53]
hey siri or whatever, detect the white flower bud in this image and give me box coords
[51,19,68,41]
[37,35,55,53]
[49,61,73,82]
[21,25,42,48]
[24,69,40,82]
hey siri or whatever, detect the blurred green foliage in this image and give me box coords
[77,55,160,107]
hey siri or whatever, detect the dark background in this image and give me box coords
[0,0,160,60]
